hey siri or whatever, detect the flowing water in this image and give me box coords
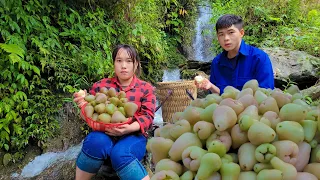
[193,1,215,62]
[11,143,83,178]
[162,68,181,82]
[12,69,181,178]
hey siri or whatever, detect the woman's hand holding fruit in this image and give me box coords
[73,89,87,108]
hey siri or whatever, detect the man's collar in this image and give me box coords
[223,39,249,57]
[238,39,249,56]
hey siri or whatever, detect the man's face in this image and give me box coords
[217,25,244,52]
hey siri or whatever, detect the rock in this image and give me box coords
[0,146,42,180]
[180,60,211,74]
[9,153,152,180]
[262,47,319,90]
[301,82,320,100]
[44,102,85,153]
[13,160,76,180]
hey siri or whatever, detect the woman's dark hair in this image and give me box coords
[112,44,141,76]
[215,14,244,32]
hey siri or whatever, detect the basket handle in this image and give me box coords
[185,89,195,100]
[155,89,173,112]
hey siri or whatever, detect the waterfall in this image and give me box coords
[193,1,215,62]
[162,68,181,82]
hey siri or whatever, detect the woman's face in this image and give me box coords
[114,48,137,85]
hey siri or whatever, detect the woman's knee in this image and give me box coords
[76,151,104,174]
[82,131,113,159]
[116,158,148,180]
[110,135,147,170]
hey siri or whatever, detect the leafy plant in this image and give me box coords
[0,0,198,165]
[282,77,298,91]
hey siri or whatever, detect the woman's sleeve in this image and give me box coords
[89,82,98,95]
[134,84,156,135]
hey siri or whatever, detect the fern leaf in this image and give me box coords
[0,43,24,58]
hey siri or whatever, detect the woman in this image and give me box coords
[73,44,156,180]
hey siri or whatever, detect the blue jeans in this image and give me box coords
[76,131,148,179]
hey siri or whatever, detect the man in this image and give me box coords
[196,14,274,94]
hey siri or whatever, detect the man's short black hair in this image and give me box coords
[215,14,244,32]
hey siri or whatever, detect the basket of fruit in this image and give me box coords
[79,87,138,131]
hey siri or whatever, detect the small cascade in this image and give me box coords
[192,1,215,62]
[162,68,181,82]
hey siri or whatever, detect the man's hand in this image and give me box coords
[194,78,220,94]
[105,121,140,136]
[195,78,213,90]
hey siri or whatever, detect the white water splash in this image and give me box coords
[153,68,181,125]
[162,68,181,82]
[12,143,83,178]
[193,1,215,62]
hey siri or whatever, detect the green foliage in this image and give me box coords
[0,0,119,164]
[162,0,200,68]
[100,0,199,82]
[0,0,119,161]
[282,77,298,90]
[181,69,200,79]
[113,0,168,83]
[210,0,320,57]
[282,78,315,105]
[0,41,59,164]
[0,0,198,165]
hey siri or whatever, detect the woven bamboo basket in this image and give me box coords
[156,80,197,123]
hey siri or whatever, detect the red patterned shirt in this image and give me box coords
[89,75,156,137]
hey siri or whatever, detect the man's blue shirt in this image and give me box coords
[210,40,274,94]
